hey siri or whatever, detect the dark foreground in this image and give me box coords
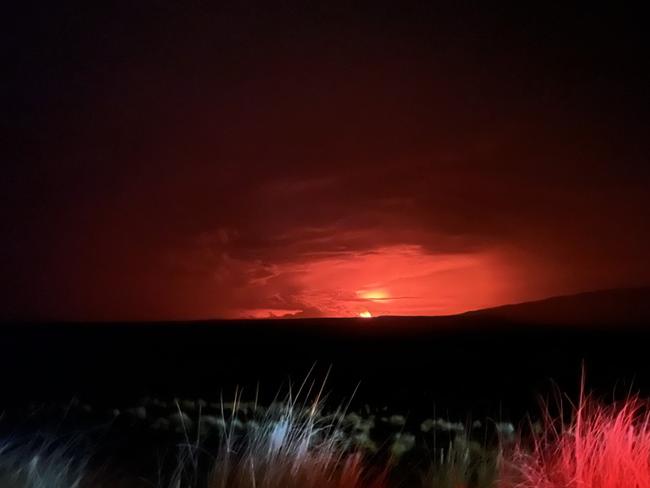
[2,289,650,487]
[3,289,650,422]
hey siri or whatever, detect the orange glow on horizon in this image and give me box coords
[235,244,529,318]
[359,311,373,318]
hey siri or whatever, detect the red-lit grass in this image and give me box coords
[5,382,650,488]
[505,387,650,488]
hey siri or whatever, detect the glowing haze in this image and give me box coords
[2,4,649,320]
[239,245,516,318]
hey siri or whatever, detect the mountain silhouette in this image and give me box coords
[461,286,650,326]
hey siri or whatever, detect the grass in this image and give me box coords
[2,384,650,488]
[503,386,650,488]
[0,435,88,488]
[421,436,501,488]
[166,388,387,488]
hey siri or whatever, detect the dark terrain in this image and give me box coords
[2,287,650,421]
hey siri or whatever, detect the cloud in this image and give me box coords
[184,236,528,318]
[2,6,649,320]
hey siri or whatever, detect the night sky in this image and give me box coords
[3,3,649,320]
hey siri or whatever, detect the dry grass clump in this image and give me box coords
[504,387,650,488]
[421,436,501,488]
[0,435,88,488]
[166,385,386,488]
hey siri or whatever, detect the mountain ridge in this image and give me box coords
[458,286,650,326]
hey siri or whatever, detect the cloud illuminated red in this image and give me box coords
[2,4,649,320]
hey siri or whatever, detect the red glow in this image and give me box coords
[236,244,531,318]
[3,3,648,323]
[506,394,650,488]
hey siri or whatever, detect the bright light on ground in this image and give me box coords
[359,311,373,318]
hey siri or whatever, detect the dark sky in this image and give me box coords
[3,3,650,320]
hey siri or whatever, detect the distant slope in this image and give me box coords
[462,287,650,326]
